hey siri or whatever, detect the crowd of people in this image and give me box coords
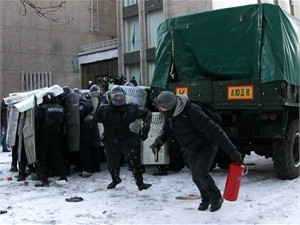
[89,75,138,94]
[1,82,244,212]
[0,83,163,189]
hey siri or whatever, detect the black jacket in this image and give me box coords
[157,96,236,155]
[94,103,152,141]
[36,103,65,133]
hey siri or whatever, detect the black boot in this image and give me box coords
[128,158,151,191]
[210,196,224,212]
[17,173,26,182]
[138,183,152,191]
[34,179,50,187]
[107,169,122,189]
[10,164,18,172]
[10,150,18,172]
[198,200,210,211]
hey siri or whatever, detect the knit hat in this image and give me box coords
[154,91,177,110]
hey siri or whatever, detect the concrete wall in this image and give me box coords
[0,0,117,98]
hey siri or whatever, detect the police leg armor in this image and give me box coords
[107,168,122,189]
[127,154,151,191]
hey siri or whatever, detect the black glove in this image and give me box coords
[149,139,163,154]
[229,150,244,164]
[140,133,148,141]
[84,115,94,125]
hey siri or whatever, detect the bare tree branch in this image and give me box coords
[20,0,66,23]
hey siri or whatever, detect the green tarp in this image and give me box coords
[151,4,300,88]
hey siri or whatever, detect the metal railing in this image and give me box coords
[79,38,118,55]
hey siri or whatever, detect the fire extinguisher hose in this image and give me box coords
[241,162,249,177]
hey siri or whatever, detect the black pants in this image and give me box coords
[105,137,144,185]
[105,138,139,169]
[187,143,221,202]
[36,133,66,181]
[11,139,18,168]
[79,139,93,173]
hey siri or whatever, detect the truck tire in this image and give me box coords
[273,119,300,180]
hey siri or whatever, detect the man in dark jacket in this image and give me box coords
[86,86,152,191]
[35,92,67,187]
[150,91,243,212]
[129,76,137,86]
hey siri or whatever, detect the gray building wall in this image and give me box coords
[0,0,117,98]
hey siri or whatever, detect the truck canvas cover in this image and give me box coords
[151,4,300,88]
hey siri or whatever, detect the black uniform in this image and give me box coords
[78,95,94,174]
[93,101,152,190]
[1,99,9,152]
[35,100,67,185]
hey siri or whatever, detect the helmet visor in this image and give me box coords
[111,92,126,106]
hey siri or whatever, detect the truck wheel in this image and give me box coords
[273,119,300,180]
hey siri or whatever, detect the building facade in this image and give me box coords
[1,0,299,97]
[0,0,117,98]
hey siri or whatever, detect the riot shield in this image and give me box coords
[23,104,36,164]
[65,92,80,151]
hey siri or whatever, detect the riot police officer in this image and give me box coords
[86,86,152,191]
[35,92,67,187]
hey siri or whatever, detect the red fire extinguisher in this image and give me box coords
[223,162,248,201]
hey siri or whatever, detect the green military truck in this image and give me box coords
[150,4,299,180]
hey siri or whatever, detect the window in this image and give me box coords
[89,0,98,32]
[212,0,257,10]
[125,64,140,85]
[123,0,137,7]
[292,0,300,17]
[147,10,164,48]
[148,62,155,85]
[259,0,275,3]
[21,71,52,91]
[124,17,140,52]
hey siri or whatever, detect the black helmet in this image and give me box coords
[89,84,100,97]
[73,88,82,96]
[63,86,72,95]
[109,86,126,106]
[43,92,56,104]
[82,92,91,99]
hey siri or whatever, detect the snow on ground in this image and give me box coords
[0,150,299,225]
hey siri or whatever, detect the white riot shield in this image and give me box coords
[140,112,170,165]
[14,85,63,113]
[91,97,104,146]
[121,86,147,134]
[23,106,36,164]
[6,106,20,147]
